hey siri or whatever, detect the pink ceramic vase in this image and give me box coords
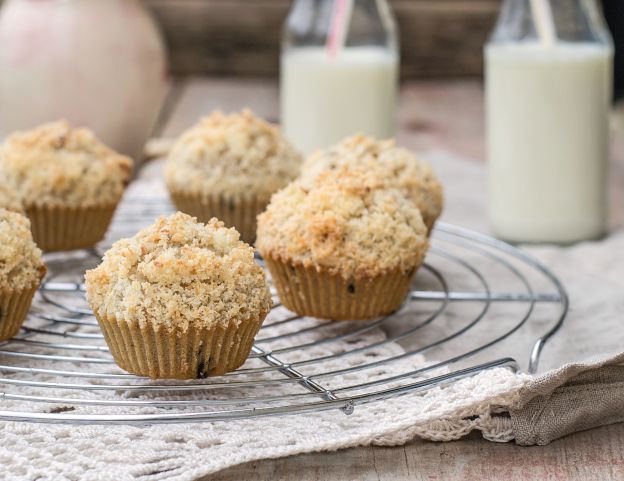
[0,0,169,161]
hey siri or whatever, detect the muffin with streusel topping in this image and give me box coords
[0,183,23,213]
[300,135,444,233]
[0,209,46,340]
[164,110,302,243]
[0,121,133,252]
[85,212,272,379]
[256,167,429,320]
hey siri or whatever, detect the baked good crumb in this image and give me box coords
[300,135,443,230]
[0,121,133,207]
[0,209,46,290]
[256,166,429,280]
[0,183,23,213]
[165,110,302,197]
[85,212,272,331]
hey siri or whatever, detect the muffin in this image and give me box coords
[256,167,429,320]
[0,183,23,213]
[164,110,302,244]
[300,135,444,233]
[0,121,133,252]
[85,212,272,379]
[0,209,46,341]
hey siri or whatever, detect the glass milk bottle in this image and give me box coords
[486,0,613,243]
[281,0,399,155]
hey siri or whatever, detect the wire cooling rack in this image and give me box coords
[0,195,568,424]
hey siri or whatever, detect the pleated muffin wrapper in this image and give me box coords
[263,256,417,321]
[0,283,40,341]
[169,190,270,245]
[94,309,267,380]
[25,202,119,252]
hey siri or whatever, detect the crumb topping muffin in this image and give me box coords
[300,135,444,231]
[0,121,133,207]
[165,110,302,197]
[0,183,23,213]
[0,209,45,290]
[85,212,272,332]
[256,167,429,280]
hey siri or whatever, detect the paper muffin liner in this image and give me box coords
[25,203,119,252]
[0,284,39,341]
[264,256,416,320]
[94,310,266,379]
[169,190,269,244]
[424,216,437,236]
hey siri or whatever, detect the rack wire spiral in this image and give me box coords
[0,195,568,424]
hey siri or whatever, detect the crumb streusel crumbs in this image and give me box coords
[300,135,443,230]
[0,209,46,290]
[85,212,272,331]
[256,167,429,280]
[0,121,133,207]
[165,110,302,197]
[0,183,23,213]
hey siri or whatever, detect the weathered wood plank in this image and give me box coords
[144,0,500,78]
[159,78,279,138]
[145,0,289,78]
[202,424,624,481]
[394,1,499,78]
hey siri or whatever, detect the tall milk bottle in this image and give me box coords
[486,0,613,244]
[281,0,399,156]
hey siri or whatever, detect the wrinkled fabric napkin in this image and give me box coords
[512,353,624,445]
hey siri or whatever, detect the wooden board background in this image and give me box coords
[144,0,501,78]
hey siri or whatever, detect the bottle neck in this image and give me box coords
[492,0,611,45]
[285,0,398,52]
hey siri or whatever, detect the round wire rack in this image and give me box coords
[0,197,568,424]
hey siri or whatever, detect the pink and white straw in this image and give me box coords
[326,0,354,59]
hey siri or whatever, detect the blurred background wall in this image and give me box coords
[143,0,500,79]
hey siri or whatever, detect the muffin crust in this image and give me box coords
[0,183,23,213]
[300,135,444,231]
[85,212,272,332]
[256,167,429,280]
[0,121,133,207]
[0,209,46,290]
[165,110,302,197]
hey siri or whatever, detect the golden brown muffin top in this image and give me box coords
[300,135,444,230]
[256,167,429,280]
[0,209,46,290]
[0,121,133,207]
[0,183,23,213]
[164,110,302,197]
[85,212,272,332]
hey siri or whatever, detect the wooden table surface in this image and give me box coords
[153,78,624,481]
